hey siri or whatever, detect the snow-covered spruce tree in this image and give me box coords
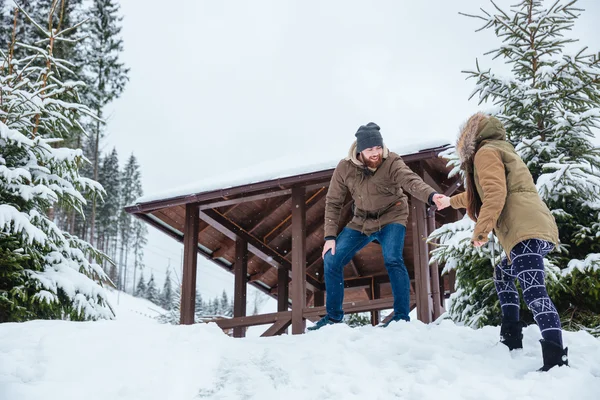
[160,268,173,310]
[431,0,600,332]
[134,272,146,297]
[96,148,120,267]
[145,272,159,305]
[0,3,113,322]
[117,153,143,292]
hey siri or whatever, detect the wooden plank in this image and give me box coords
[198,189,291,210]
[213,311,292,330]
[263,187,326,243]
[371,279,381,326]
[233,238,248,337]
[199,208,323,292]
[261,317,292,337]
[277,266,289,312]
[199,209,289,269]
[303,297,396,319]
[427,209,443,320]
[291,187,307,334]
[411,168,432,323]
[180,203,199,325]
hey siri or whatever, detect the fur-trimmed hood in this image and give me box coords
[456,113,506,168]
[345,141,390,168]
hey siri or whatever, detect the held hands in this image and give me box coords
[322,239,336,259]
[432,194,451,210]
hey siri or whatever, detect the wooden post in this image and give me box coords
[277,266,289,312]
[233,238,248,338]
[411,197,432,323]
[370,278,381,326]
[180,203,199,325]
[291,187,307,334]
[427,209,442,320]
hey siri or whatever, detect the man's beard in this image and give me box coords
[364,155,382,169]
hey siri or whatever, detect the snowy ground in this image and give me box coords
[104,289,167,322]
[2,315,599,400]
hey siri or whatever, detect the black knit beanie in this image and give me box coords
[355,122,383,153]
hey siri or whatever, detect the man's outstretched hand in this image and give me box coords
[433,194,451,210]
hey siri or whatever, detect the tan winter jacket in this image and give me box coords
[324,142,436,238]
[449,114,559,260]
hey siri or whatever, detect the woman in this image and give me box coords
[437,112,568,371]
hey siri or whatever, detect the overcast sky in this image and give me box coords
[104,0,600,300]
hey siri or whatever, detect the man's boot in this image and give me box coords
[500,320,526,350]
[539,339,569,371]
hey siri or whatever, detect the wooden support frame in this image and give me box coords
[233,238,248,337]
[199,208,322,291]
[291,187,307,334]
[261,317,292,337]
[370,278,381,326]
[277,266,289,312]
[427,209,443,320]
[180,203,199,325]
[411,164,433,323]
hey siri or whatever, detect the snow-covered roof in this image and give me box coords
[135,139,451,205]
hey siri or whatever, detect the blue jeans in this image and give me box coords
[323,223,410,321]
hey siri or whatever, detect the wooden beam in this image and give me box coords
[411,190,432,323]
[263,187,327,243]
[233,238,248,338]
[371,279,381,326]
[343,275,391,289]
[261,317,292,337]
[198,189,291,210]
[427,209,442,321]
[277,266,289,312]
[214,310,292,330]
[349,259,360,277]
[291,187,307,334]
[199,209,289,269]
[180,203,199,325]
[248,195,291,234]
[199,209,323,292]
[303,297,397,319]
[213,195,291,259]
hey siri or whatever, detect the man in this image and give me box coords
[308,122,448,330]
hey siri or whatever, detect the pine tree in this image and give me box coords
[160,269,174,310]
[158,283,181,324]
[433,0,600,332]
[118,154,142,291]
[0,3,112,321]
[130,211,147,294]
[135,272,146,298]
[220,290,232,317]
[81,0,128,248]
[194,291,204,320]
[145,272,159,305]
[96,148,120,268]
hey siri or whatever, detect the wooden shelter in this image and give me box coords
[125,144,462,337]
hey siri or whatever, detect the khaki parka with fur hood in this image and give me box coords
[449,113,559,260]
[324,142,437,238]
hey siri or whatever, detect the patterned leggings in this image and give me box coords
[494,239,563,346]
